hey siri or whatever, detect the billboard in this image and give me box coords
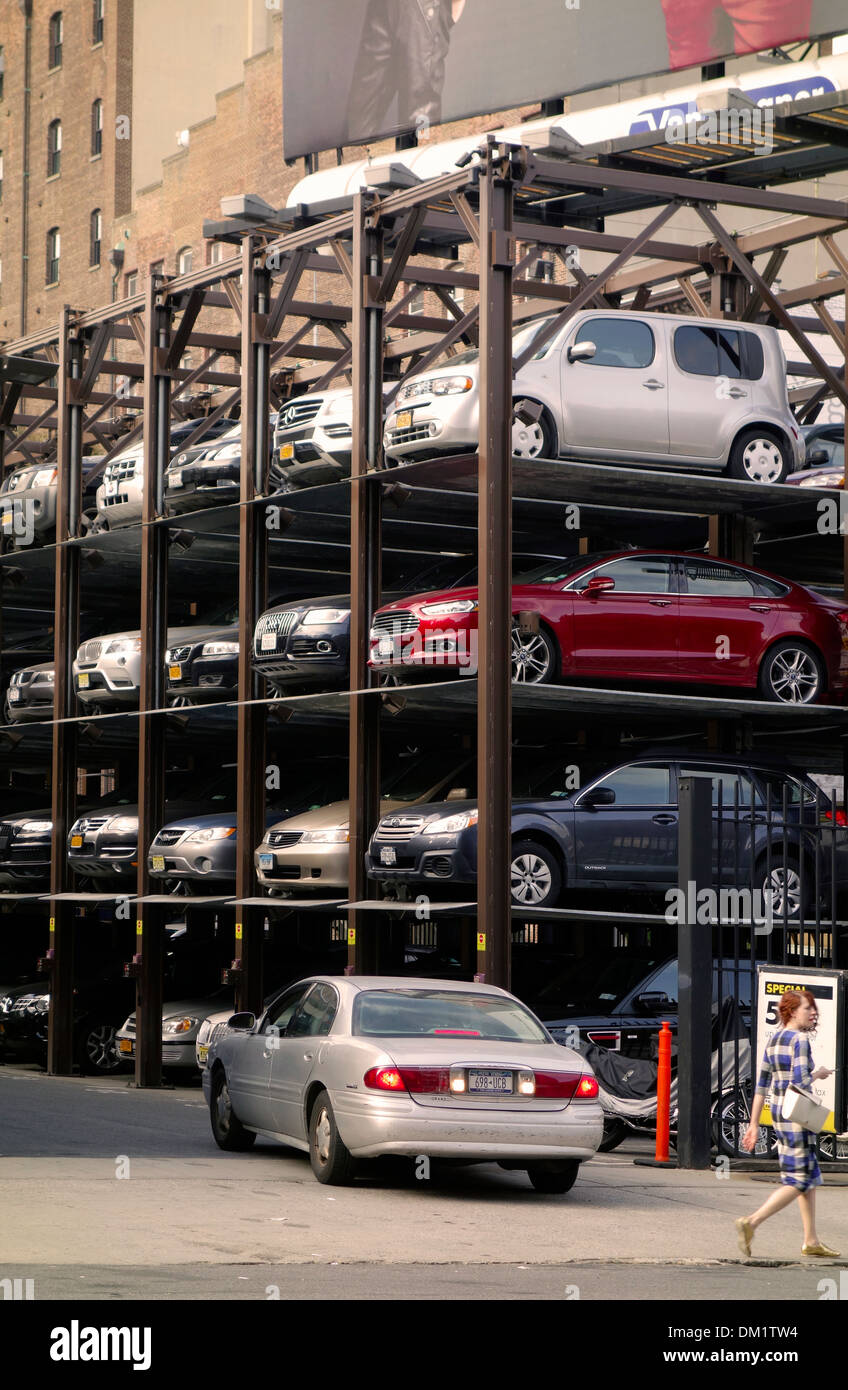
[282,0,848,161]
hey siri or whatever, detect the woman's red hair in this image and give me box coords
[778,989,816,1025]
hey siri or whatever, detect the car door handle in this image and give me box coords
[649,598,672,606]
[749,604,771,612]
[303,1052,313,1062]
[652,814,677,825]
[642,379,665,390]
[727,388,747,398]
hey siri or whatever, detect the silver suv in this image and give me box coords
[384,310,803,484]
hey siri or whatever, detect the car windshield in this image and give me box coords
[353,988,549,1041]
[534,955,660,1012]
[443,317,557,369]
[380,750,471,802]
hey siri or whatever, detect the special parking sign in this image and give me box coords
[754,965,845,1133]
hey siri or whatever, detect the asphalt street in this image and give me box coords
[2,1063,847,1302]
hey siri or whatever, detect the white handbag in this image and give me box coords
[781,1084,830,1133]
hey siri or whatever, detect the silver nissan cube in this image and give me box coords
[384,309,803,484]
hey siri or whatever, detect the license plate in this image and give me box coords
[380,846,397,865]
[1,511,11,527]
[119,1039,133,1055]
[168,664,182,681]
[261,633,277,652]
[103,481,117,498]
[8,689,21,702]
[78,672,90,689]
[197,1044,209,1063]
[378,636,395,657]
[259,853,273,870]
[170,469,183,488]
[152,855,165,872]
[396,411,412,429]
[468,1069,513,1094]
[70,834,83,848]
[280,444,295,460]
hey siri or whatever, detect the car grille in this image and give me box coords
[78,640,103,663]
[370,610,419,636]
[254,611,298,653]
[374,815,426,842]
[279,399,322,428]
[266,830,303,848]
[168,645,192,663]
[154,828,186,847]
[9,845,49,862]
[72,815,110,835]
[104,458,137,483]
[323,424,352,438]
[387,424,433,445]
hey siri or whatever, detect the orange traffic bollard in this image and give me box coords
[655,1020,672,1163]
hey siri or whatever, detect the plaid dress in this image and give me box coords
[755,1027,822,1191]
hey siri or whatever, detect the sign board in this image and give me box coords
[753,964,845,1133]
[282,0,848,160]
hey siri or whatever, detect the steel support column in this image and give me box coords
[347,193,383,976]
[134,273,171,1087]
[476,150,514,989]
[235,237,270,1015]
[47,307,82,1075]
[676,776,713,1169]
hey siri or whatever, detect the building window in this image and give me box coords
[90,209,102,267]
[47,119,62,177]
[92,0,104,45]
[207,241,225,265]
[46,227,60,285]
[150,260,164,280]
[406,290,425,336]
[91,99,103,157]
[125,271,138,297]
[177,246,193,275]
[48,12,63,69]
[0,47,5,103]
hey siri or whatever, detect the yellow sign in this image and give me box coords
[136,919,143,936]
[235,922,243,939]
[348,928,356,945]
[49,918,55,934]
[477,932,486,950]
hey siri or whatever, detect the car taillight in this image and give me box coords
[824,809,848,826]
[576,1075,600,1099]
[532,1070,583,1099]
[363,1067,406,1091]
[363,1066,451,1093]
[834,610,848,627]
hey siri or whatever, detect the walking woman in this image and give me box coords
[735,989,837,1258]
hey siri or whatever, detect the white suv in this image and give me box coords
[384,310,804,484]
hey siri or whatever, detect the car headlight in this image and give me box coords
[799,473,840,488]
[301,608,349,626]
[207,442,241,461]
[183,826,236,843]
[419,599,478,617]
[424,810,478,835]
[324,393,353,417]
[105,638,142,655]
[299,828,350,844]
[108,816,138,832]
[174,452,189,465]
[400,375,473,401]
[162,1016,199,1035]
[200,641,240,656]
[45,671,55,683]
[0,995,12,1014]
[22,820,52,832]
[33,467,58,486]
[27,994,50,1014]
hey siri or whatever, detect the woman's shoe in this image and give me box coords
[735,1218,754,1256]
[801,1241,840,1257]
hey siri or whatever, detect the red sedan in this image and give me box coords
[369,550,848,704]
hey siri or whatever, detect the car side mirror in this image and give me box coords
[806,448,829,466]
[567,340,596,364]
[227,1012,255,1031]
[585,575,615,595]
[446,788,470,801]
[635,991,673,1013]
[580,787,615,808]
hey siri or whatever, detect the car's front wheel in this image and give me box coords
[757,640,825,705]
[511,623,557,684]
[510,839,562,909]
[76,1019,122,1075]
[526,1160,580,1193]
[512,402,555,460]
[308,1089,356,1185]
[210,1070,256,1151]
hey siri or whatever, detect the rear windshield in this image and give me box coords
[352,988,549,1041]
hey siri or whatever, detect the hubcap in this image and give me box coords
[511,852,553,905]
[86,1025,118,1070]
[769,648,819,703]
[314,1106,332,1164]
[764,865,802,920]
[742,438,783,484]
[216,1082,232,1136]
[721,1097,771,1156]
[511,629,551,683]
[511,418,545,459]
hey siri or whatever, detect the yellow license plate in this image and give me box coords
[1,512,11,527]
[396,411,412,429]
[119,1039,133,1054]
[152,855,165,872]
[197,1044,209,1062]
[168,665,182,680]
[70,834,83,848]
[280,444,295,460]
[78,672,90,688]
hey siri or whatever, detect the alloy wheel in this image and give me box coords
[763,865,803,920]
[511,852,553,906]
[741,437,784,484]
[768,648,820,703]
[85,1024,119,1072]
[511,419,545,459]
[510,629,552,683]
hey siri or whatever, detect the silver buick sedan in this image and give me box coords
[202,976,603,1191]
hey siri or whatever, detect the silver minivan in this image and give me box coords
[384,309,804,484]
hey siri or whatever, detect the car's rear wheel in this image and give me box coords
[210,1070,256,1151]
[597,1118,628,1153]
[510,839,562,909]
[76,1019,122,1075]
[758,640,824,704]
[308,1088,356,1185]
[511,623,557,684]
[526,1160,580,1193]
[728,428,791,485]
[755,852,808,925]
